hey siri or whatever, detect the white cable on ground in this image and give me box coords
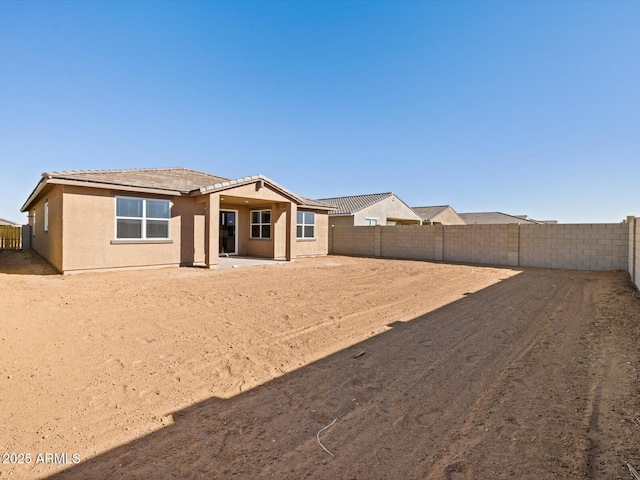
[317,417,338,457]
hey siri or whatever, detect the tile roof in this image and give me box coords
[300,197,337,210]
[458,212,542,224]
[412,205,450,221]
[22,167,335,211]
[317,193,394,215]
[45,167,229,194]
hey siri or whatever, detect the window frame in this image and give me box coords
[114,196,171,241]
[44,201,49,233]
[365,217,378,226]
[296,210,316,240]
[250,209,272,239]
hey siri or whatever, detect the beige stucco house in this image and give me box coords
[21,167,333,273]
[318,192,422,226]
[412,205,466,225]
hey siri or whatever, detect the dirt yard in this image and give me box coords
[1,251,640,479]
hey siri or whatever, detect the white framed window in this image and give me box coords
[32,209,36,236]
[365,217,378,226]
[250,210,271,239]
[297,211,315,239]
[115,197,170,240]
[44,201,49,232]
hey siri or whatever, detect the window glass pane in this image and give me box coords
[297,212,303,224]
[251,211,260,224]
[304,212,315,224]
[146,220,169,238]
[261,225,271,239]
[251,225,260,238]
[117,198,143,217]
[147,200,170,219]
[262,211,271,223]
[304,226,314,238]
[117,219,142,239]
[297,225,303,238]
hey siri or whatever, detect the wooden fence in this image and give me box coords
[0,225,21,250]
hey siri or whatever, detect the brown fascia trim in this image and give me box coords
[21,177,182,212]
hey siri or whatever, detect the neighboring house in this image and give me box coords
[20,167,334,273]
[459,212,544,225]
[0,217,19,226]
[412,205,466,225]
[318,192,423,226]
[515,215,558,224]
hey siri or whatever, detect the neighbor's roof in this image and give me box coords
[317,192,395,215]
[21,167,334,212]
[0,217,19,226]
[412,205,451,221]
[458,212,542,224]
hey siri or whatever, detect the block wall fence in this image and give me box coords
[329,222,637,278]
[629,216,639,290]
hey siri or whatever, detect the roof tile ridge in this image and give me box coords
[48,166,187,176]
[318,192,393,200]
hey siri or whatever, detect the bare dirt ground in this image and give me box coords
[1,250,640,479]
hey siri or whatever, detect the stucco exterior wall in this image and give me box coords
[221,182,293,203]
[193,207,205,264]
[432,207,466,225]
[273,204,288,260]
[296,210,329,257]
[30,185,63,272]
[62,186,195,272]
[353,195,422,226]
[220,184,295,260]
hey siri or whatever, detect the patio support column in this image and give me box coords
[286,202,297,261]
[204,192,220,269]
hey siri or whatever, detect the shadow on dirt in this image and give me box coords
[44,267,619,479]
[0,250,58,275]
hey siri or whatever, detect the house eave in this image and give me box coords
[21,177,182,212]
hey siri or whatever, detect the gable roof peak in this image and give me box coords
[317,192,396,215]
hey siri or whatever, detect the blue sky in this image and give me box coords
[1,1,639,224]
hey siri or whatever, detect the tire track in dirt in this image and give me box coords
[426,279,578,478]
[423,273,622,479]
